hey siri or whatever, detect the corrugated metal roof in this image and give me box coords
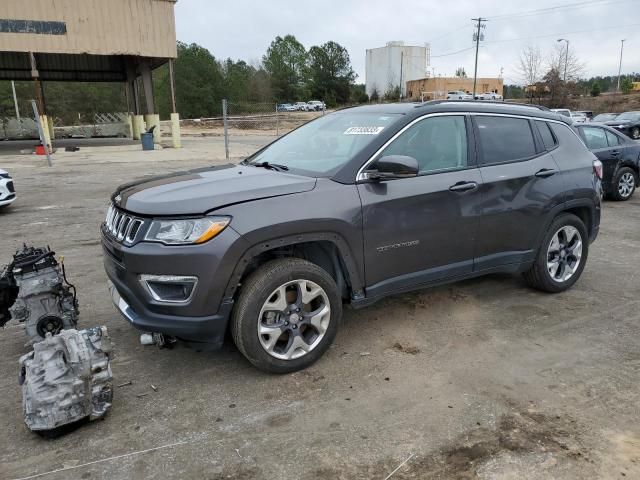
[0,51,167,81]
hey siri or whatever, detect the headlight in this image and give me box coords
[144,217,230,245]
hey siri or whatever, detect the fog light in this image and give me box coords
[139,274,198,303]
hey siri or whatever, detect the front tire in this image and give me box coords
[231,258,342,373]
[524,213,589,293]
[611,167,636,201]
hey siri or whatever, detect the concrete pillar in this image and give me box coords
[140,62,155,115]
[170,113,181,148]
[125,114,133,138]
[132,115,144,140]
[47,116,55,140]
[144,114,160,143]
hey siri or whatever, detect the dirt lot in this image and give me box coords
[0,137,639,480]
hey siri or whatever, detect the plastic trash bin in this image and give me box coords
[141,132,154,151]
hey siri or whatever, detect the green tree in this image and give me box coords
[590,81,601,97]
[621,77,633,94]
[262,35,307,102]
[155,42,225,119]
[455,67,467,78]
[307,41,356,106]
[350,84,368,104]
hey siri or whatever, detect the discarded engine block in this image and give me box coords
[19,326,113,434]
[0,245,78,343]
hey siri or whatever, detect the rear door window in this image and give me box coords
[475,116,536,164]
[536,121,557,150]
[582,127,608,150]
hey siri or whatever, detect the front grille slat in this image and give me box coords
[104,203,144,245]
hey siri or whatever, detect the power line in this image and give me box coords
[431,46,478,58]
[484,22,640,45]
[487,0,623,20]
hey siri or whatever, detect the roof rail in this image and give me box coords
[418,100,550,111]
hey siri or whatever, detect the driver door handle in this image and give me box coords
[535,168,557,178]
[449,181,478,192]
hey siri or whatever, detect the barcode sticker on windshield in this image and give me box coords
[343,126,385,135]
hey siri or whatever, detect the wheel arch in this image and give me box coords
[535,200,598,253]
[223,233,364,303]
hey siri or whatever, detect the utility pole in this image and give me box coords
[557,38,569,82]
[11,81,20,119]
[617,39,626,93]
[471,18,487,99]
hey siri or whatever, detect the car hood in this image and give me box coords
[114,164,317,216]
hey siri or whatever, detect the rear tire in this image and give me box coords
[631,127,640,140]
[524,213,589,293]
[610,167,636,201]
[231,258,342,374]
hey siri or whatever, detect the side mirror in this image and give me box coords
[365,155,419,180]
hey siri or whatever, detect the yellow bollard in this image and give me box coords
[47,116,55,140]
[144,114,161,143]
[40,115,52,151]
[132,115,144,140]
[170,113,181,148]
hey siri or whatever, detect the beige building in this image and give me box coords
[0,0,178,124]
[406,77,504,101]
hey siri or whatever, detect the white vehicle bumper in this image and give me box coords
[0,178,16,206]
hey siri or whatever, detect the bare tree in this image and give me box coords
[548,43,585,83]
[517,45,543,103]
[517,45,543,87]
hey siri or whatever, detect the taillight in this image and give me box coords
[593,160,603,180]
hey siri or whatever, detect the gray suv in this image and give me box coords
[102,102,602,373]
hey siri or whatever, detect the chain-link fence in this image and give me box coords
[219,100,325,160]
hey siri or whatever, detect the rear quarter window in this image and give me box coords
[475,116,536,164]
[548,122,593,167]
[535,121,557,150]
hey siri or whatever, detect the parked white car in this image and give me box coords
[479,92,503,100]
[570,112,588,124]
[446,91,473,100]
[293,102,308,111]
[306,100,325,111]
[551,108,572,118]
[0,169,16,208]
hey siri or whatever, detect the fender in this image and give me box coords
[533,198,600,253]
[222,232,364,301]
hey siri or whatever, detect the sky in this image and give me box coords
[175,0,640,85]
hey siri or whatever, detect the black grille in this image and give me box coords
[6,181,14,193]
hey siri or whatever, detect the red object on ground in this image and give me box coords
[35,145,47,155]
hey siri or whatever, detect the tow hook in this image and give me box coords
[140,332,176,348]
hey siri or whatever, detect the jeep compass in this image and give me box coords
[102,101,602,373]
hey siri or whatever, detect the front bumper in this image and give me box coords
[108,280,232,347]
[0,178,16,206]
[102,223,246,346]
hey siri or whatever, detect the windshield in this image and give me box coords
[246,112,402,176]
[616,112,640,121]
[594,113,617,122]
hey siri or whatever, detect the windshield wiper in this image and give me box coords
[249,161,289,172]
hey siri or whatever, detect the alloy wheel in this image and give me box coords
[618,172,635,198]
[547,226,583,283]
[632,127,640,139]
[257,279,331,360]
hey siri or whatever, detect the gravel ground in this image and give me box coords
[0,137,639,479]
